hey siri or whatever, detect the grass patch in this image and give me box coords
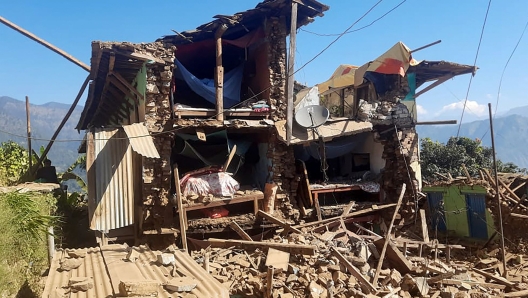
[0,192,57,297]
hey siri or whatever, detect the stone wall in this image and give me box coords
[377,126,420,221]
[266,17,287,121]
[267,131,300,221]
[141,43,176,229]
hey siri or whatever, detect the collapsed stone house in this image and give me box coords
[75,0,475,246]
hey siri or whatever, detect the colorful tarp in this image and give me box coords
[354,42,419,86]
[317,64,358,93]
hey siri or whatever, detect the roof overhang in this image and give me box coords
[158,0,329,46]
[76,41,173,131]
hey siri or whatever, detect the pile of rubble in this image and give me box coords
[189,208,528,298]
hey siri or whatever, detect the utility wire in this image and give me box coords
[456,0,492,138]
[480,18,528,141]
[300,0,406,37]
[1,0,395,144]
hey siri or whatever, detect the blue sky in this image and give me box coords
[1,0,527,123]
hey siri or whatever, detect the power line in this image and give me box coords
[1,0,393,144]
[456,0,492,138]
[299,0,406,37]
[480,18,528,141]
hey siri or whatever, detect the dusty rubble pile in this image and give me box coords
[192,225,528,298]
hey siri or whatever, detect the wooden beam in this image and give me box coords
[410,40,442,53]
[206,238,316,255]
[30,75,90,177]
[110,72,142,105]
[229,221,253,241]
[372,184,406,285]
[257,210,302,234]
[115,50,165,65]
[472,268,517,288]
[415,74,453,98]
[173,164,188,251]
[419,209,430,243]
[291,203,397,230]
[286,1,298,145]
[510,213,528,219]
[0,16,90,71]
[504,289,528,297]
[330,247,376,294]
[415,120,457,125]
[214,24,228,121]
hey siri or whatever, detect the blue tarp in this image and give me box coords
[175,59,244,108]
[294,134,366,161]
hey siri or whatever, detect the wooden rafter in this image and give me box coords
[110,72,142,104]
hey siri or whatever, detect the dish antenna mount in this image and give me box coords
[295,105,330,129]
[294,105,330,182]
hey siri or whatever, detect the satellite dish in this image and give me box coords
[295,105,330,128]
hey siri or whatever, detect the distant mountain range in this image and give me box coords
[2,95,528,172]
[0,96,84,172]
[417,110,528,169]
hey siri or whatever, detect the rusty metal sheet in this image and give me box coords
[42,245,229,298]
[122,123,160,158]
[41,247,114,298]
[89,128,135,231]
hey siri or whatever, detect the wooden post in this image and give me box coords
[372,183,406,286]
[419,209,430,243]
[25,96,32,171]
[488,103,507,277]
[266,266,274,298]
[31,75,90,177]
[204,252,210,273]
[0,16,90,72]
[286,1,298,145]
[215,24,228,121]
[173,164,188,251]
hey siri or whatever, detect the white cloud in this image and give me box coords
[416,104,428,115]
[436,100,487,117]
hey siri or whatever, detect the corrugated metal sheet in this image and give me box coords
[90,128,135,231]
[122,123,160,158]
[466,194,488,239]
[42,247,114,298]
[41,245,229,298]
[427,192,447,232]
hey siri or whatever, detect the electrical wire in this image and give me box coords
[0,0,393,144]
[456,0,492,137]
[300,0,407,37]
[480,18,528,141]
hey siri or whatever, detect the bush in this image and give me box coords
[0,192,57,297]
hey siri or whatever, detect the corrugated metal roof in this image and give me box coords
[42,245,229,298]
[42,247,114,298]
[89,128,135,231]
[122,123,160,159]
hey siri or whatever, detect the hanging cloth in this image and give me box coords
[174,59,244,108]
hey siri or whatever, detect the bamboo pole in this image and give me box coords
[0,16,90,71]
[30,75,90,177]
[488,103,507,277]
[25,96,32,171]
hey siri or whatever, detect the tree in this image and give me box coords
[420,137,526,182]
[0,141,29,186]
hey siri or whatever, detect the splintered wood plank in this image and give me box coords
[296,160,313,207]
[229,221,253,241]
[206,238,316,255]
[372,184,407,285]
[330,247,376,294]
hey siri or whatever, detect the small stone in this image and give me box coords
[286,274,298,283]
[157,253,175,265]
[60,258,83,271]
[66,249,86,258]
[164,277,198,292]
[126,248,140,262]
[69,277,94,292]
